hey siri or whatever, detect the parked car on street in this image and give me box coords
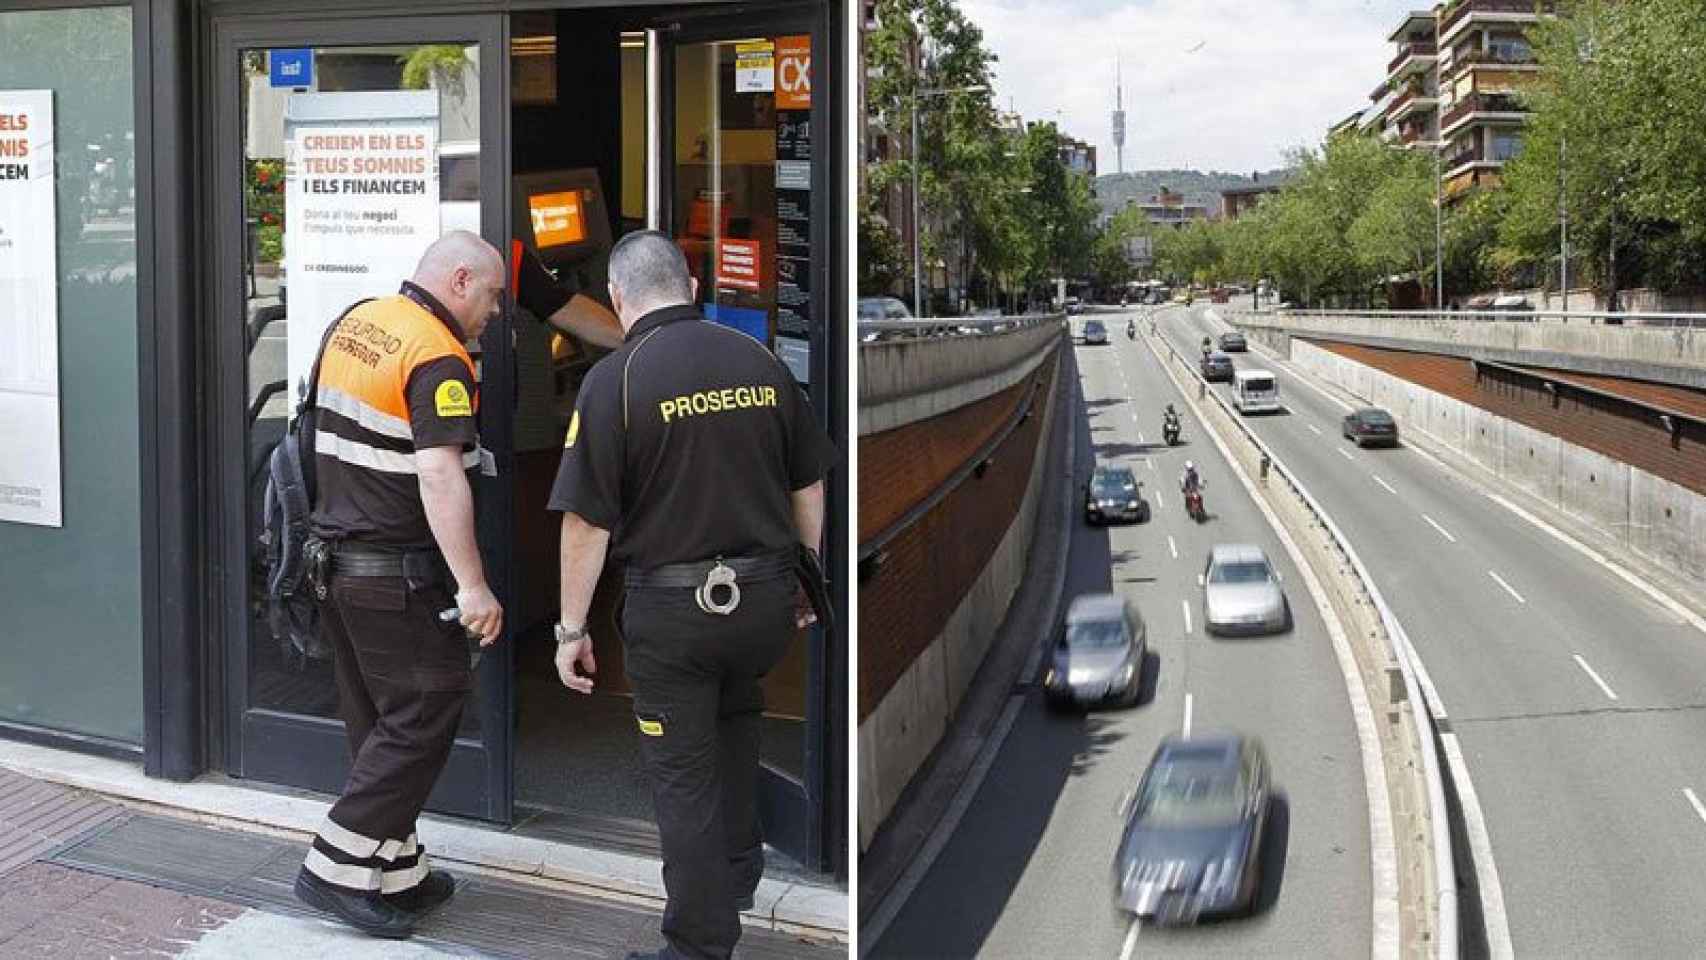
[1113,734,1272,924]
[1342,407,1400,447]
[1045,593,1147,710]
[1200,544,1290,636]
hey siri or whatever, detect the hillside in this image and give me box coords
[1094,168,1292,217]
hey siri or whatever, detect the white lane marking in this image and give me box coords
[1147,458,1156,472]
[1154,490,1165,509]
[1421,514,1458,544]
[1337,447,1355,462]
[1137,431,1145,443]
[1182,693,1194,739]
[1373,475,1398,496]
[1685,789,1706,828]
[1119,916,1141,960]
[1474,485,1706,639]
[1488,569,1527,605]
[1167,535,1178,560]
[1571,654,1619,701]
[1439,732,1515,960]
[1182,600,1192,635]
[1306,423,1323,436]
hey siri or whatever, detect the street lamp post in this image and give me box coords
[910,83,989,319]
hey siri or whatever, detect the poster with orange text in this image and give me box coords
[0,90,61,527]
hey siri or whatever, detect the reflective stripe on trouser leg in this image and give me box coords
[304,821,430,893]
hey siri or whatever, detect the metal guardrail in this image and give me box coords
[1154,331,1459,959]
[858,313,1063,343]
[1230,306,1706,329]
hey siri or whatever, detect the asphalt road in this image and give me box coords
[871,318,1371,959]
[1164,304,1706,958]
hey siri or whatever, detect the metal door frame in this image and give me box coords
[650,2,837,870]
[205,12,514,821]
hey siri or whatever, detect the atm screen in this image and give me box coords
[528,190,587,248]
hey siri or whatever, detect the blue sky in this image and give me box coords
[960,0,1425,173]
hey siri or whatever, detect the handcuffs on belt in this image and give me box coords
[695,559,741,616]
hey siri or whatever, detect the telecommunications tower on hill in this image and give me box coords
[1111,59,1126,175]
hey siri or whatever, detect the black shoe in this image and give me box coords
[294,867,416,939]
[384,869,456,916]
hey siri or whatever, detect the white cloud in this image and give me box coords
[960,0,1422,173]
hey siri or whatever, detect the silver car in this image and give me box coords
[1045,593,1147,709]
[1199,545,1290,636]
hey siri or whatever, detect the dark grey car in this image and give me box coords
[1113,735,1271,924]
[1218,331,1247,352]
[1044,594,1146,709]
[1200,351,1234,383]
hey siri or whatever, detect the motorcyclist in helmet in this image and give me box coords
[1200,334,1213,358]
[1162,403,1180,432]
[1180,460,1204,495]
[1126,317,1136,339]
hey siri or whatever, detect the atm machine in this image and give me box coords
[507,168,617,630]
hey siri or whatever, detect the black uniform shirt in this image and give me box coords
[547,303,838,568]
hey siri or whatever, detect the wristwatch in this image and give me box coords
[554,622,589,647]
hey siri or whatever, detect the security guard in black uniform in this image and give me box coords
[547,230,836,960]
[292,231,506,939]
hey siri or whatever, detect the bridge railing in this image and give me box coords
[1229,306,1706,329]
[858,312,1062,343]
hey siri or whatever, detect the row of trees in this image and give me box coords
[860,0,1100,310]
[1131,0,1706,308]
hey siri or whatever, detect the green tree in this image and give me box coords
[1348,149,1438,302]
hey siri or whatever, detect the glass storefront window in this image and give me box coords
[0,7,141,743]
[240,43,483,736]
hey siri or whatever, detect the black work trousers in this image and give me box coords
[621,575,795,960]
[302,571,470,896]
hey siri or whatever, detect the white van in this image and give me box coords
[1233,369,1280,414]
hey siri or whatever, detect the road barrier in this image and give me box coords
[1146,320,1456,960]
[1231,306,1706,329]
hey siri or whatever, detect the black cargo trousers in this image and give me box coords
[620,574,796,960]
[302,563,471,897]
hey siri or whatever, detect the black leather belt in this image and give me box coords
[624,551,794,589]
[332,546,446,585]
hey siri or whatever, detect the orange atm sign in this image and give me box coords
[529,190,586,248]
[776,35,811,110]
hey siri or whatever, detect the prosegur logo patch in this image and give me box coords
[435,380,473,418]
[564,409,581,448]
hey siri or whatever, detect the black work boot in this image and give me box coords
[294,867,416,939]
[384,868,457,916]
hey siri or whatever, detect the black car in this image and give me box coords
[1342,407,1399,447]
[1084,465,1149,524]
[1200,351,1234,382]
[1113,735,1271,925]
[1219,331,1247,352]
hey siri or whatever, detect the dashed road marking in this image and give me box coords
[1306,423,1322,436]
[1373,475,1398,495]
[1572,654,1619,701]
[1167,535,1178,560]
[1155,490,1165,509]
[1488,570,1526,604]
[1337,448,1355,462]
[1422,514,1457,543]
[1685,789,1706,829]
[1118,916,1141,960]
[1183,692,1194,738]
[1182,600,1192,635]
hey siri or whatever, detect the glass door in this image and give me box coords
[653,5,833,869]
[211,15,513,821]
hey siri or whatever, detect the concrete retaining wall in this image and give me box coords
[859,318,1065,434]
[1291,340,1706,584]
[856,349,1065,850]
[1235,310,1706,391]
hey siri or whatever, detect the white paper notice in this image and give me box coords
[735,41,776,93]
[284,93,440,402]
[0,90,62,527]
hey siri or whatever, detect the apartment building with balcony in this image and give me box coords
[1384,11,1441,148]
[1436,0,1554,202]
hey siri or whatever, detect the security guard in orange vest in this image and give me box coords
[292,231,505,939]
[549,231,837,960]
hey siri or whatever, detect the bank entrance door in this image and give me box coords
[652,7,836,870]
[213,15,513,821]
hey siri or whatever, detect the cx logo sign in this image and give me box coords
[776,36,812,109]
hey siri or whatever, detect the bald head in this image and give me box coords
[607,230,697,329]
[412,230,505,341]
